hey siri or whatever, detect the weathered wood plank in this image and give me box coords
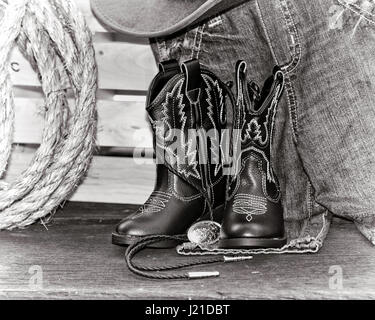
[0,213,374,299]
[13,98,153,148]
[9,0,157,90]
[10,42,157,91]
[2,148,155,204]
[52,201,139,222]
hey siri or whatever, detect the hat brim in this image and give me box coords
[91,0,235,38]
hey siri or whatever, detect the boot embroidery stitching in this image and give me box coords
[239,83,275,147]
[210,174,224,187]
[171,171,201,202]
[233,73,283,202]
[202,74,225,177]
[138,191,171,215]
[156,79,201,180]
[237,75,283,185]
[228,177,241,201]
[256,158,281,203]
[172,191,202,202]
[178,136,200,179]
[240,154,281,203]
[242,118,268,146]
[172,174,202,202]
[156,73,226,181]
[176,87,200,180]
[233,194,268,222]
[172,175,224,202]
[241,149,275,185]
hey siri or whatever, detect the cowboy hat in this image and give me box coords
[91,0,247,38]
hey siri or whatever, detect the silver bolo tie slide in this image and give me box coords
[186,220,253,279]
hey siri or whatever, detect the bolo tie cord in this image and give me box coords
[124,188,218,280]
[125,234,253,280]
[125,234,220,280]
[124,169,249,280]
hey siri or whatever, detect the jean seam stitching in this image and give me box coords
[316,211,330,241]
[190,28,199,60]
[307,181,313,219]
[278,0,303,74]
[283,74,299,141]
[299,218,309,237]
[349,1,375,17]
[275,0,301,139]
[190,24,205,59]
[255,0,280,65]
[338,0,375,23]
[197,25,206,58]
[156,39,167,61]
[295,211,327,251]
[192,24,205,60]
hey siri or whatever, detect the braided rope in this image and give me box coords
[0,0,97,230]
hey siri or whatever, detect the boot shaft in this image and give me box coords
[229,61,285,202]
[147,59,235,209]
[219,61,287,248]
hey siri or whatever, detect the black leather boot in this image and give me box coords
[219,61,287,249]
[112,59,233,248]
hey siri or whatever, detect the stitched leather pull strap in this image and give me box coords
[147,59,180,116]
[181,59,201,105]
[158,59,179,73]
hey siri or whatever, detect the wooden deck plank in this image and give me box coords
[10,42,157,91]
[3,148,155,204]
[13,98,153,148]
[10,0,158,91]
[0,204,374,300]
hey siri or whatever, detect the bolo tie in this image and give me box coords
[125,220,253,280]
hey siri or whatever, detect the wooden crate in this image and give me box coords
[6,0,158,205]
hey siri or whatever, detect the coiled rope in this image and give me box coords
[0,0,97,230]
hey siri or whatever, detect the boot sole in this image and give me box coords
[218,236,287,249]
[111,204,225,248]
[111,233,181,248]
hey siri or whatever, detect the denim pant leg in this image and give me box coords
[283,0,375,244]
[257,0,375,246]
[150,0,328,253]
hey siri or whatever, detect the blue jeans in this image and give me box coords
[150,0,375,252]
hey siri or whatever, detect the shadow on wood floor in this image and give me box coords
[0,202,374,299]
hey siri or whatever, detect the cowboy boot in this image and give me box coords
[218,60,287,249]
[112,59,233,248]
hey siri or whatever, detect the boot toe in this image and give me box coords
[115,218,148,237]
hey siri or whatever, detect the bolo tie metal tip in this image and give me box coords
[223,256,253,262]
[188,271,220,279]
